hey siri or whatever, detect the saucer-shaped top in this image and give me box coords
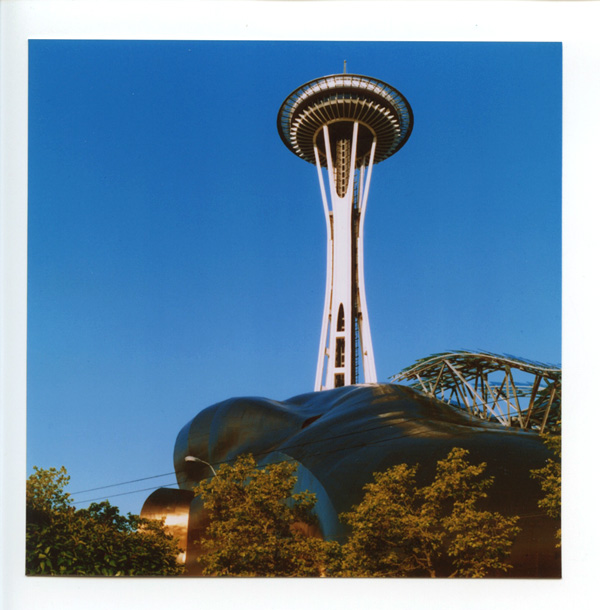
[277,74,413,166]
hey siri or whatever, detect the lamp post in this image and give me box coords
[184,455,218,478]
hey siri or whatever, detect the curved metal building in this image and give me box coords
[142,384,560,577]
[278,74,413,390]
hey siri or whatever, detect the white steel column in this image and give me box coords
[356,138,378,383]
[314,140,333,391]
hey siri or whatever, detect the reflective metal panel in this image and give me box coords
[140,488,194,565]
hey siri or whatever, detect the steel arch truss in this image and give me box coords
[392,351,561,434]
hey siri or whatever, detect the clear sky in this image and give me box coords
[27,40,561,516]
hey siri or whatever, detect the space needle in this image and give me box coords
[278,69,413,390]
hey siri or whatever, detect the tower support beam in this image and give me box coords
[314,121,377,390]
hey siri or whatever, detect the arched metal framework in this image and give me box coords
[278,74,413,391]
[392,351,561,434]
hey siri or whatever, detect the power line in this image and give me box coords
[67,414,431,499]
[66,412,544,506]
[70,471,177,495]
[64,390,557,503]
[72,482,180,505]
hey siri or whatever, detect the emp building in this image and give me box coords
[277,73,413,390]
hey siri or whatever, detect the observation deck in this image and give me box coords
[277,73,413,167]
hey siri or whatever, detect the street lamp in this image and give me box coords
[184,455,218,478]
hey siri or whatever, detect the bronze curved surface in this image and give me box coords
[140,487,195,565]
[147,383,560,577]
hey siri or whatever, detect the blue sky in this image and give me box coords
[27,40,561,516]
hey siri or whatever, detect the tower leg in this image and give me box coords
[314,142,333,392]
[356,138,378,383]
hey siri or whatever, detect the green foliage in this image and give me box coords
[27,466,72,515]
[193,454,340,576]
[531,429,561,546]
[340,448,521,578]
[193,450,519,578]
[26,467,184,576]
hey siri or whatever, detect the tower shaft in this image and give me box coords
[314,122,377,390]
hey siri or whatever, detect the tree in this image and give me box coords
[26,466,184,575]
[193,454,339,576]
[531,428,561,547]
[340,448,521,578]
